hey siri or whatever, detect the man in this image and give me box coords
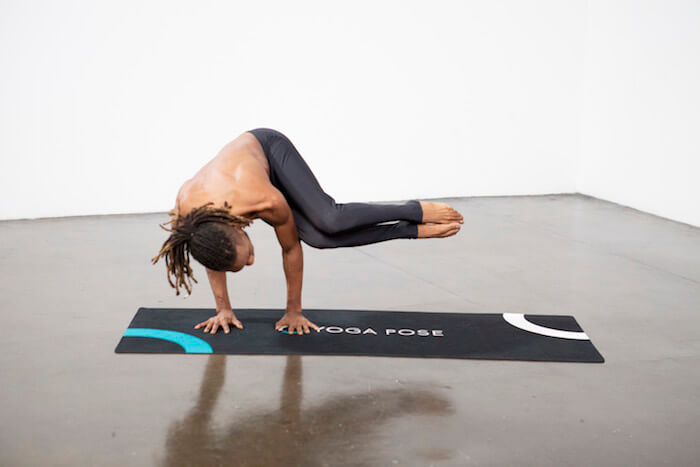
[152,128,463,336]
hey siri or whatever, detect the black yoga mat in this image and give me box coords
[115,308,604,362]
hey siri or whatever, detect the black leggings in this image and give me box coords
[247,128,423,249]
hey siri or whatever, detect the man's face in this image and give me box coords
[228,229,254,272]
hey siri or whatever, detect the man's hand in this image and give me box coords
[275,313,320,335]
[194,309,243,334]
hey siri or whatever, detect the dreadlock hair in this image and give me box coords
[151,201,254,296]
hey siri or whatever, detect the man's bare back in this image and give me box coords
[175,132,275,220]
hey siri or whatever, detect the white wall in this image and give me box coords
[0,0,583,220]
[577,0,700,227]
[2,1,697,227]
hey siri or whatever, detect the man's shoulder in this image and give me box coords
[256,186,292,227]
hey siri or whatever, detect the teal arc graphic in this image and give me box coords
[123,328,213,353]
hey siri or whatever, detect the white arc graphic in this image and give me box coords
[502,313,589,340]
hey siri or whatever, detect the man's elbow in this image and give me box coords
[282,241,302,255]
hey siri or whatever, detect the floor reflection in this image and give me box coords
[161,355,454,466]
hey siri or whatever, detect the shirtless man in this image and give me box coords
[151,128,464,337]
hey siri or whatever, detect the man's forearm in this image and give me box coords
[206,268,232,312]
[281,243,303,313]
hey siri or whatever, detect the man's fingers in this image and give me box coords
[195,318,245,334]
[275,323,321,334]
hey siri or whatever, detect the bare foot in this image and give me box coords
[417,222,461,238]
[419,201,464,224]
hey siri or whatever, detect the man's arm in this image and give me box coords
[257,188,319,334]
[280,241,303,313]
[206,267,232,312]
[266,194,304,313]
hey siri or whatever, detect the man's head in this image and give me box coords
[151,201,255,295]
[218,225,255,272]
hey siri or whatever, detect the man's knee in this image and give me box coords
[313,209,344,235]
[301,230,337,249]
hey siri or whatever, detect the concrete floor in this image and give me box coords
[1,194,699,466]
